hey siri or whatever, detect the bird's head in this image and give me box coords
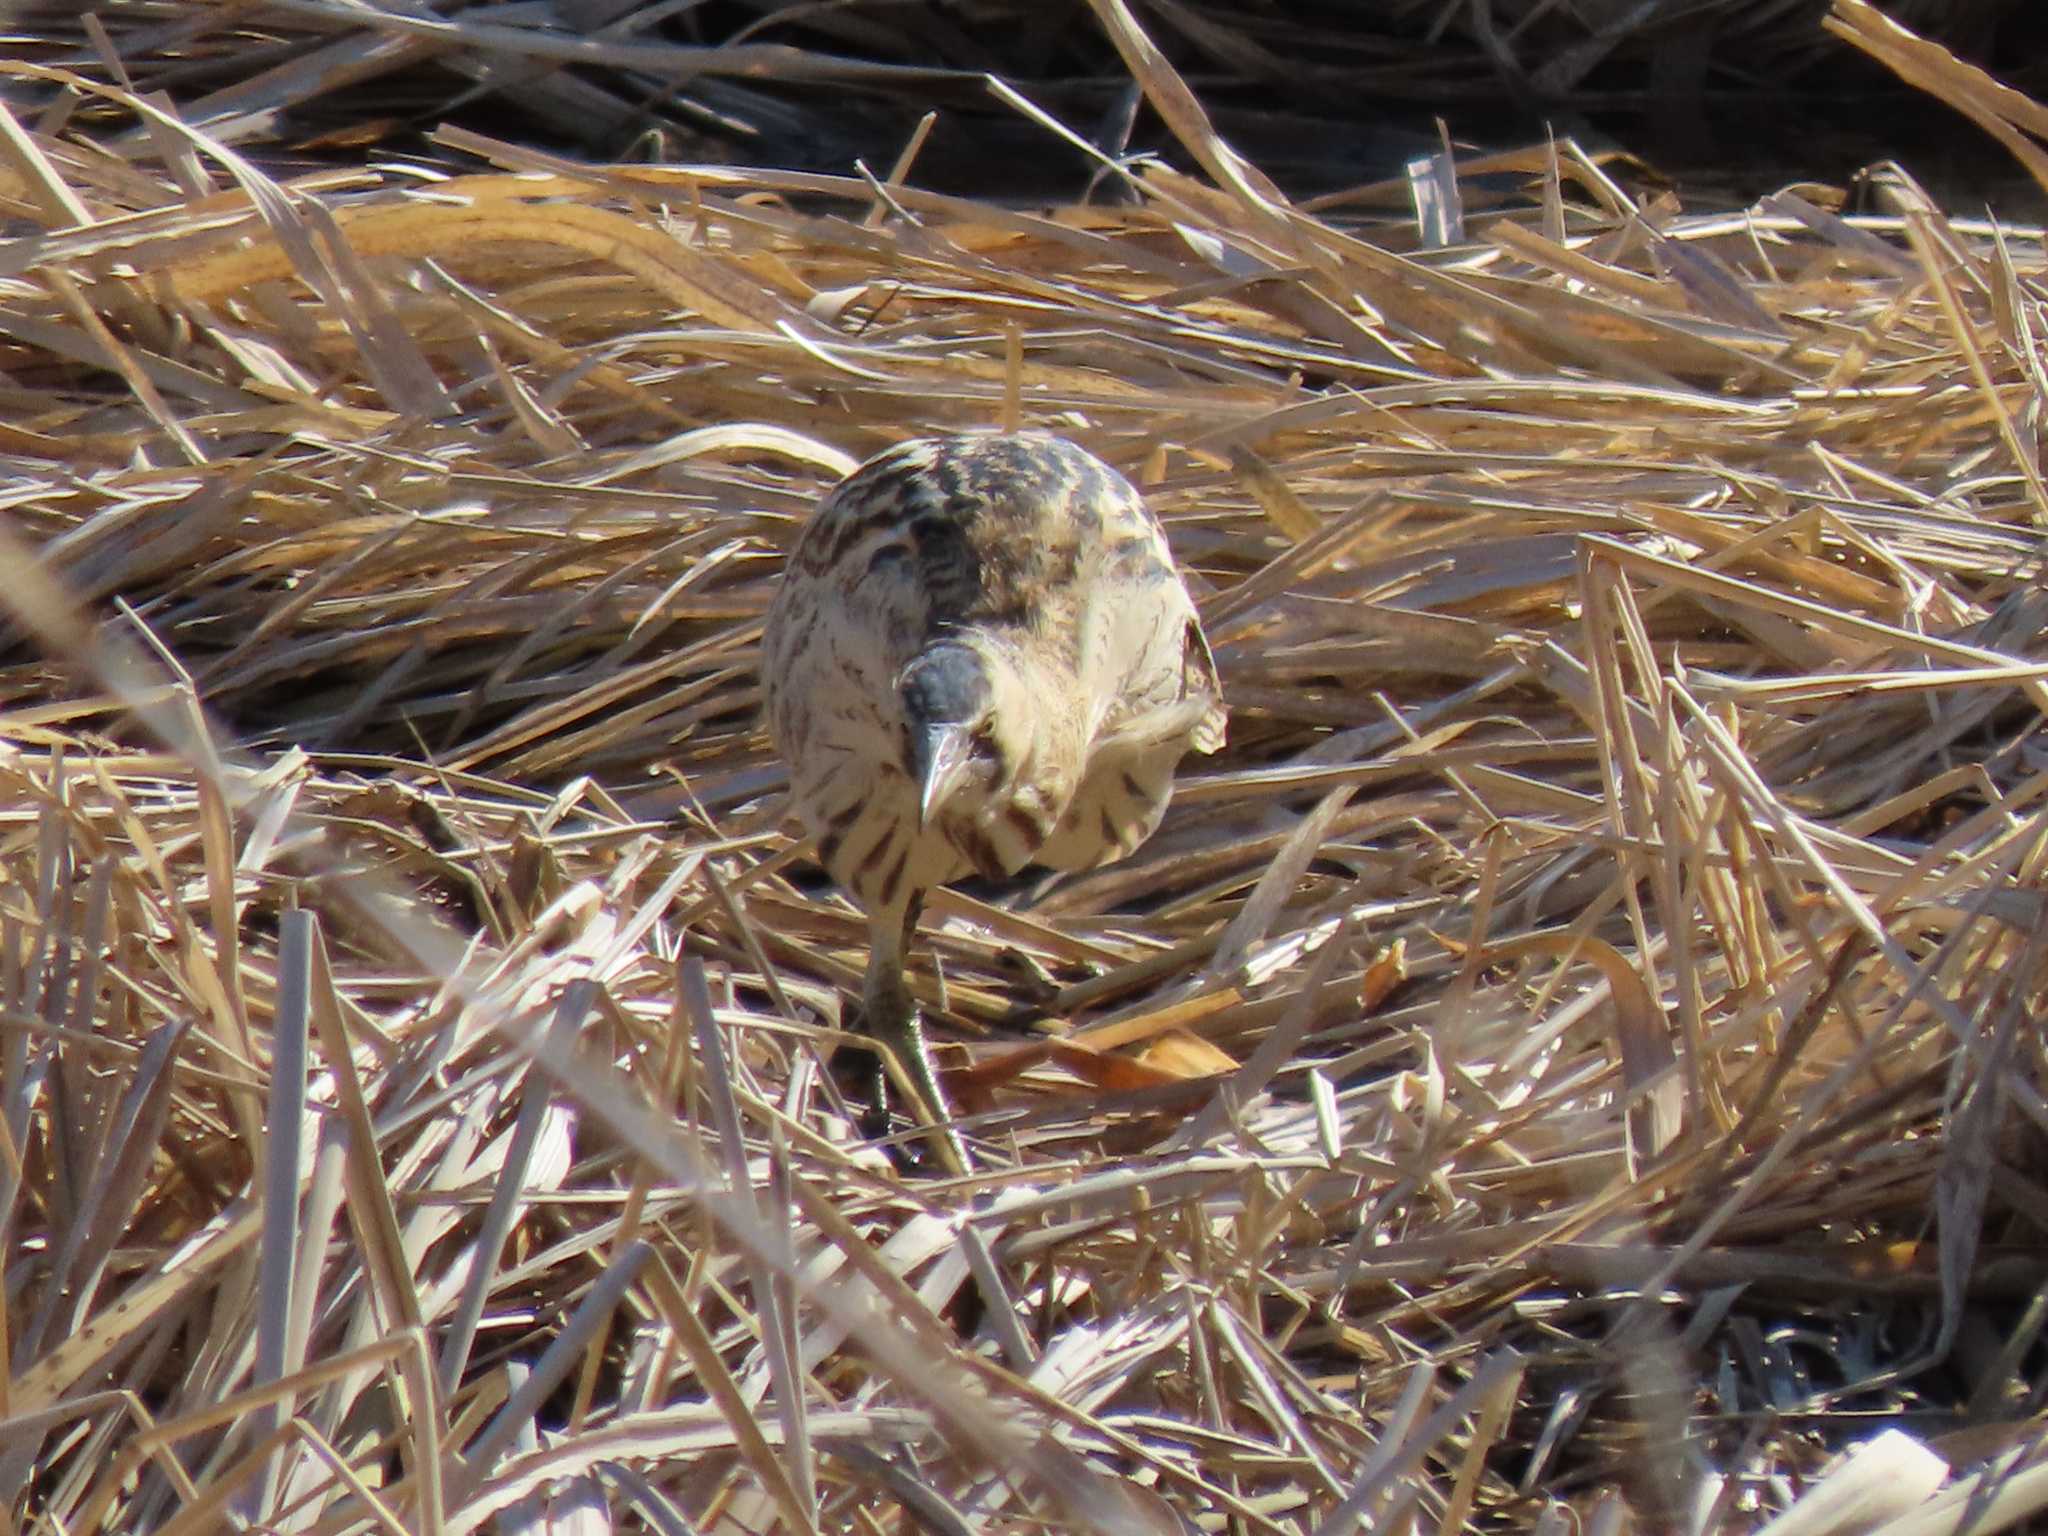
[899,642,1005,825]
[898,640,1078,861]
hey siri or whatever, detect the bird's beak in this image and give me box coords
[914,723,976,827]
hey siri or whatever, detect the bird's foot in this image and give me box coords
[859,988,973,1178]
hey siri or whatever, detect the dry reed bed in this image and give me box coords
[6,0,2030,182]
[0,2,2045,1530]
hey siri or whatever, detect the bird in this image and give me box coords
[762,430,1226,1173]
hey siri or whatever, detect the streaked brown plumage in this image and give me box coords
[763,431,1225,1170]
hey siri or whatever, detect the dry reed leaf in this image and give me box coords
[1133,1028,1240,1081]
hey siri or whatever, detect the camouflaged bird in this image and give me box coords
[763,431,1226,1172]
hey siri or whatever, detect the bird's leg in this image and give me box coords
[860,891,971,1176]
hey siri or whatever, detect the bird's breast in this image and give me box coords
[1037,736,1179,872]
[929,771,1063,883]
[795,747,966,915]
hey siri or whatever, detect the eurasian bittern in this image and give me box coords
[763,431,1226,1171]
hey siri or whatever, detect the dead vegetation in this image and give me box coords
[11,0,2039,196]
[0,0,2046,1530]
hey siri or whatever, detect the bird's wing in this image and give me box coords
[1183,615,1227,755]
[1087,694,1220,763]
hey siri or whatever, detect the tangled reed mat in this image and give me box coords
[0,0,2046,1530]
